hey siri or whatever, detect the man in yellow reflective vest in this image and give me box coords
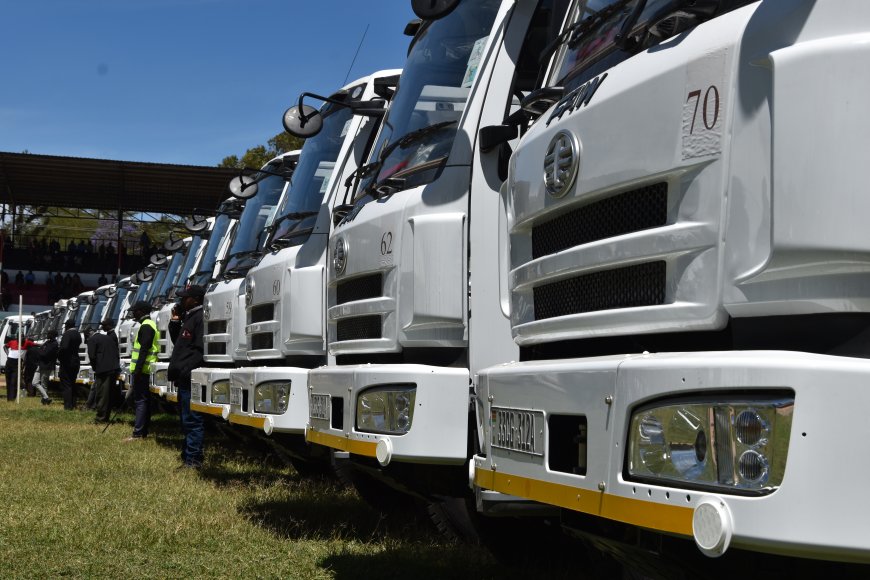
[125,301,158,441]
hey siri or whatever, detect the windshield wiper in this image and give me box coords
[270,227,316,250]
[381,120,457,161]
[269,210,320,240]
[539,0,633,64]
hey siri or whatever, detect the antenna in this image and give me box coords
[342,23,370,86]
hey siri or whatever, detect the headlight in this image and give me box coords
[153,369,168,387]
[627,394,793,494]
[356,385,416,435]
[211,380,230,404]
[78,369,90,381]
[254,381,290,414]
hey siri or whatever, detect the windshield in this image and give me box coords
[73,303,86,327]
[551,0,741,91]
[105,288,129,323]
[84,297,108,328]
[129,282,150,307]
[155,250,187,300]
[192,213,232,286]
[222,172,287,276]
[145,268,169,303]
[270,99,359,245]
[353,0,500,201]
[175,236,203,292]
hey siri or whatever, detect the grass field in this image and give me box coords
[0,392,592,579]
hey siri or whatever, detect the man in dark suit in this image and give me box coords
[88,319,120,423]
[58,319,82,410]
[168,285,205,468]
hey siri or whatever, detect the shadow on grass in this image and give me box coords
[238,490,435,543]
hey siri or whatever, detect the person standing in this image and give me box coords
[88,319,120,424]
[126,301,158,441]
[168,285,205,468]
[4,333,35,401]
[32,329,58,404]
[58,319,82,410]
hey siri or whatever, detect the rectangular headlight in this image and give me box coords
[356,385,416,435]
[211,379,230,404]
[626,394,793,494]
[254,381,290,414]
[78,369,90,381]
[153,369,168,387]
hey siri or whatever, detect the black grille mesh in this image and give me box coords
[207,342,227,355]
[207,320,227,335]
[336,273,383,305]
[336,315,382,341]
[534,261,666,320]
[250,304,274,324]
[532,183,668,259]
[251,332,274,350]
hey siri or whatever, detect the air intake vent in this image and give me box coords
[207,342,227,355]
[251,332,274,350]
[336,316,382,341]
[532,183,668,260]
[534,261,666,320]
[336,273,383,305]
[207,320,228,335]
[250,303,274,324]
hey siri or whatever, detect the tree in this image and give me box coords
[219,132,304,169]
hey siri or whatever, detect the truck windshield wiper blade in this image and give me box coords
[539,0,633,64]
[270,210,319,237]
[379,120,458,162]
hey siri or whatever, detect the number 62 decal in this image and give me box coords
[380,232,393,256]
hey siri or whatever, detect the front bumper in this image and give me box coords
[190,368,231,420]
[227,366,310,435]
[76,366,92,386]
[474,351,870,562]
[306,364,469,465]
[150,362,169,397]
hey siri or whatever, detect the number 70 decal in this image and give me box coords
[682,51,728,160]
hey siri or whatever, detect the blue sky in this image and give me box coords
[0,0,414,166]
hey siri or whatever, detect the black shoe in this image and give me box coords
[41,398,52,405]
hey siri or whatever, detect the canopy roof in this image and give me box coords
[0,152,238,215]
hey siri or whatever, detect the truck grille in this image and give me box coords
[336,273,383,305]
[532,182,668,260]
[533,261,666,320]
[336,316,382,341]
[207,320,227,334]
[207,342,227,355]
[251,332,273,350]
[250,304,274,324]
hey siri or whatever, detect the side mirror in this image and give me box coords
[86,294,99,305]
[283,104,323,138]
[163,233,185,252]
[185,213,210,233]
[150,253,168,267]
[138,269,154,283]
[228,174,258,200]
[105,287,118,298]
[411,0,460,20]
[479,124,518,154]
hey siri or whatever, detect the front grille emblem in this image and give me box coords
[544,130,580,198]
[244,277,255,305]
[333,237,347,276]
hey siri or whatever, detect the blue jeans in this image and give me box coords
[177,380,204,466]
[132,372,151,437]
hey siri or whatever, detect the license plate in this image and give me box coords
[310,394,330,421]
[191,382,202,402]
[230,386,242,406]
[490,406,544,456]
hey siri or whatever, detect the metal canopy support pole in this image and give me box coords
[16,295,22,403]
[117,208,123,278]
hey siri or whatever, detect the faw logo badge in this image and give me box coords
[544,130,579,198]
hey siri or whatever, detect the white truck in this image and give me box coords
[305,0,571,522]
[226,70,400,467]
[192,153,297,420]
[471,0,870,571]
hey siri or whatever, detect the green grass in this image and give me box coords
[0,395,590,579]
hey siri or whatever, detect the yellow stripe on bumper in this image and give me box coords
[306,429,378,458]
[165,393,178,403]
[475,470,694,537]
[190,402,222,416]
[228,414,265,429]
[149,387,161,394]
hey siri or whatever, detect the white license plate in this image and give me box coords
[490,406,544,456]
[310,394,330,421]
[230,386,242,406]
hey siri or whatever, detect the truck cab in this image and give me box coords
[305,0,570,519]
[473,0,870,570]
[226,70,400,462]
[191,153,297,419]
